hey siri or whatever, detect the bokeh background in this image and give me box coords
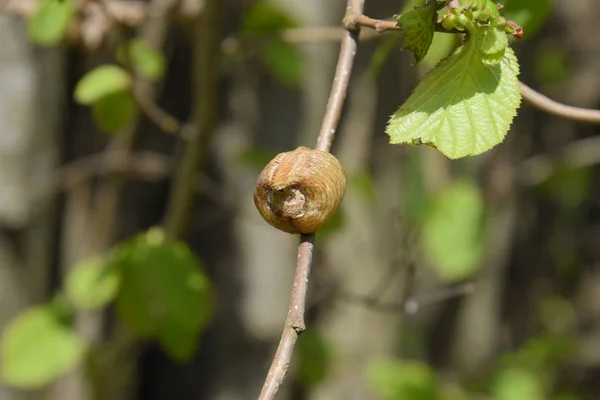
[0,0,599,399]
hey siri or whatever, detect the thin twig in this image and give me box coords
[345,14,399,33]
[341,282,476,314]
[519,82,600,125]
[258,1,364,399]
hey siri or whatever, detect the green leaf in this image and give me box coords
[396,3,438,64]
[128,40,166,81]
[367,358,438,400]
[241,0,299,35]
[1,306,85,388]
[492,368,545,400]
[501,335,573,370]
[114,228,213,361]
[28,0,75,46]
[92,91,136,133]
[262,42,304,87]
[422,180,485,282]
[386,28,521,159]
[296,331,333,388]
[501,0,552,38]
[64,257,122,310]
[74,65,132,105]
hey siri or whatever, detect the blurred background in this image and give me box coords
[0,0,599,399]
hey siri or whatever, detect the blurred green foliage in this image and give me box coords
[28,0,74,46]
[500,0,553,38]
[127,39,167,81]
[64,257,121,311]
[296,330,334,388]
[114,229,213,362]
[422,180,486,282]
[367,358,438,400]
[240,0,305,87]
[0,306,85,388]
[533,45,570,84]
[0,228,213,388]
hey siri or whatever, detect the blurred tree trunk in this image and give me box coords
[0,14,64,400]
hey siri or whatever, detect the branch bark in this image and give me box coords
[519,81,600,125]
[257,1,364,399]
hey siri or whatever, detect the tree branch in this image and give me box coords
[163,0,220,239]
[519,82,600,125]
[258,1,364,399]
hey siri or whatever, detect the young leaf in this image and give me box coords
[114,229,213,361]
[74,65,132,105]
[480,25,508,66]
[64,257,122,310]
[1,306,85,388]
[386,28,521,159]
[422,180,485,282]
[28,0,75,46]
[396,3,438,64]
[92,91,136,133]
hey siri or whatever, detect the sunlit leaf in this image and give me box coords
[114,228,213,361]
[92,91,136,133]
[492,368,545,400]
[74,65,132,105]
[262,42,304,87]
[367,358,438,400]
[28,0,75,46]
[64,257,121,310]
[422,180,485,281]
[386,27,521,159]
[0,306,85,388]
